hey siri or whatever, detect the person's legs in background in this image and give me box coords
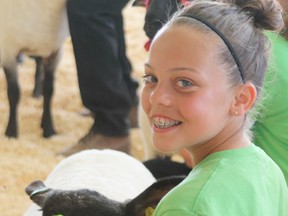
[60,0,138,156]
[114,13,139,128]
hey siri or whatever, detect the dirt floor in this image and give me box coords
[0,5,148,215]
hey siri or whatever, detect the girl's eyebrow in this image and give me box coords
[171,67,199,73]
[145,63,198,74]
[144,63,152,68]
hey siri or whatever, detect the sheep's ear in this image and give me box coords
[125,176,186,216]
[25,180,51,208]
[132,0,146,7]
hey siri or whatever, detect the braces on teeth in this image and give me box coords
[153,118,180,128]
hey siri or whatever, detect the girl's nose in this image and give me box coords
[149,84,172,107]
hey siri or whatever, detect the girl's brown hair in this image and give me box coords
[161,0,284,138]
[167,0,284,99]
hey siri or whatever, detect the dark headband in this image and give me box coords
[180,15,245,82]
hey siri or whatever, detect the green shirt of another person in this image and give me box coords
[252,32,288,184]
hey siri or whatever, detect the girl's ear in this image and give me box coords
[25,180,50,208]
[230,82,257,116]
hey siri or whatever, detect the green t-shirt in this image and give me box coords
[252,32,288,184]
[153,145,288,216]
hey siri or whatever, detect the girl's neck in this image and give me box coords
[187,124,251,168]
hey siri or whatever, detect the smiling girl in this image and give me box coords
[141,0,288,215]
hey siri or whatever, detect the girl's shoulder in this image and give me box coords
[155,145,287,215]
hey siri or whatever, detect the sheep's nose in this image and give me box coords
[144,21,162,39]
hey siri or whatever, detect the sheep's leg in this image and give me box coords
[41,50,61,138]
[32,56,44,98]
[3,64,20,138]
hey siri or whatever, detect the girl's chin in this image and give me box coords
[152,141,178,154]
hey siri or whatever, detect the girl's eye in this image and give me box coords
[176,79,193,88]
[143,75,158,84]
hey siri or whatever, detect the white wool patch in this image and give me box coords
[0,0,69,66]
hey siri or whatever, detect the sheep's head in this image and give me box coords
[133,0,189,40]
[26,181,124,216]
[25,176,185,216]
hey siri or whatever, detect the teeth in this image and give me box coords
[153,117,181,129]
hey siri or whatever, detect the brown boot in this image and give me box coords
[58,132,131,157]
[78,106,138,128]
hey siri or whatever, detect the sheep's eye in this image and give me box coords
[143,75,158,84]
[176,79,193,88]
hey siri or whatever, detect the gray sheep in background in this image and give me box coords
[0,0,69,138]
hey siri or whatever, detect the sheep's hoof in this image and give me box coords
[32,91,43,99]
[43,129,57,138]
[5,128,18,138]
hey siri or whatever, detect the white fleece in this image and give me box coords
[0,0,69,67]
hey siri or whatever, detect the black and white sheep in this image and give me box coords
[0,0,69,138]
[24,149,184,216]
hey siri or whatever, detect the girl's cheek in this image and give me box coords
[178,97,204,120]
[141,88,151,115]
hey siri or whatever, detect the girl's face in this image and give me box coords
[141,26,237,154]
